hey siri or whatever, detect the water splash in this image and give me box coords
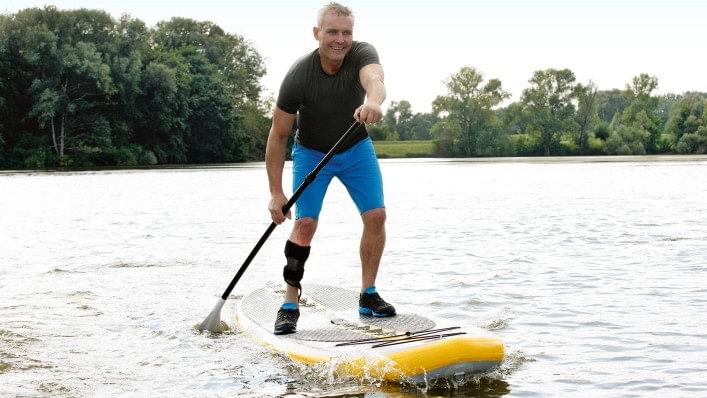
[492,349,535,378]
[280,349,513,397]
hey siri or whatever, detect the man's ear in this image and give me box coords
[313,26,320,40]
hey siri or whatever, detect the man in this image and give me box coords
[266,2,396,335]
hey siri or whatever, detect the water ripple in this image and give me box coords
[2,160,707,397]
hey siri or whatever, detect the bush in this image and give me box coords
[586,136,605,154]
[557,134,579,155]
[430,120,459,157]
[675,127,707,154]
[367,124,388,141]
[658,132,675,153]
[594,122,610,141]
[139,149,158,165]
[476,129,514,157]
[8,134,56,168]
[511,133,541,156]
[605,124,648,155]
[58,155,74,168]
[113,145,140,166]
[69,146,103,167]
[99,145,158,166]
[23,147,55,168]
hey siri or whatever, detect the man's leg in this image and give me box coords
[274,217,318,335]
[284,142,331,304]
[357,207,395,317]
[336,138,396,317]
[284,217,318,304]
[274,143,331,335]
[360,208,386,290]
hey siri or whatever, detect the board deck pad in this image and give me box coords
[240,284,436,342]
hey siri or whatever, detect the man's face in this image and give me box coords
[314,11,354,64]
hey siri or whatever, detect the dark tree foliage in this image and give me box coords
[0,7,267,168]
[596,89,630,124]
[3,7,705,166]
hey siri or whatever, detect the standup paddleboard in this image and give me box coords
[236,284,504,382]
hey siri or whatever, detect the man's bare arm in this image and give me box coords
[265,107,297,224]
[354,63,386,124]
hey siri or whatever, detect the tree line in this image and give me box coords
[0,7,270,168]
[2,7,706,169]
[371,67,707,156]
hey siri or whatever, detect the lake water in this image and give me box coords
[1,156,706,397]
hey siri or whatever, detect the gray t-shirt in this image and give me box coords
[276,41,379,153]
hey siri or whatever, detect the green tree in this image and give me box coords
[3,7,119,166]
[26,35,116,160]
[430,118,461,157]
[475,118,514,156]
[657,93,680,129]
[238,97,273,160]
[594,122,611,141]
[106,15,150,153]
[0,25,7,161]
[367,123,393,141]
[384,100,414,140]
[382,103,437,141]
[151,17,267,162]
[408,113,438,140]
[432,66,509,156]
[498,102,529,134]
[185,49,244,163]
[153,17,265,104]
[382,102,398,139]
[133,54,191,163]
[665,93,704,142]
[0,7,278,167]
[574,81,599,154]
[498,102,538,155]
[521,68,578,156]
[613,74,662,153]
[675,125,707,154]
[665,94,707,154]
[596,89,629,123]
[1,9,47,166]
[606,123,650,155]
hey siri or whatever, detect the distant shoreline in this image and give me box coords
[379,154,707,164]
[2,154,706,175]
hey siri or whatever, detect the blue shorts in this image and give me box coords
[292,137,385,220]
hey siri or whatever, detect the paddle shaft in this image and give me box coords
[219,121,363,300]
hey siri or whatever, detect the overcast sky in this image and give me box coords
[4,0,705,113]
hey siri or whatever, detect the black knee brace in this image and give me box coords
[283,240,310,296]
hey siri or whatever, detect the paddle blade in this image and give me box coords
[199,298,227,333]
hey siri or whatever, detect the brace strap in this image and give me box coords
[283,240,310,298]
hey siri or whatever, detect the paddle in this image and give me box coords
[199,121,363,332]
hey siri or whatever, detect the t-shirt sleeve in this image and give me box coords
[276,67,303,115]
[354,42,380,71]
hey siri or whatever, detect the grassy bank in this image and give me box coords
[373,140,436,158]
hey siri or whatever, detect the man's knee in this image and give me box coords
[291,217,317,245]
[362,208,386,230]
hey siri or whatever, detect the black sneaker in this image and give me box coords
[273,307,299,335]
[359,291,396,317]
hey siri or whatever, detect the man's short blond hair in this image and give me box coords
[317,2,354,27]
